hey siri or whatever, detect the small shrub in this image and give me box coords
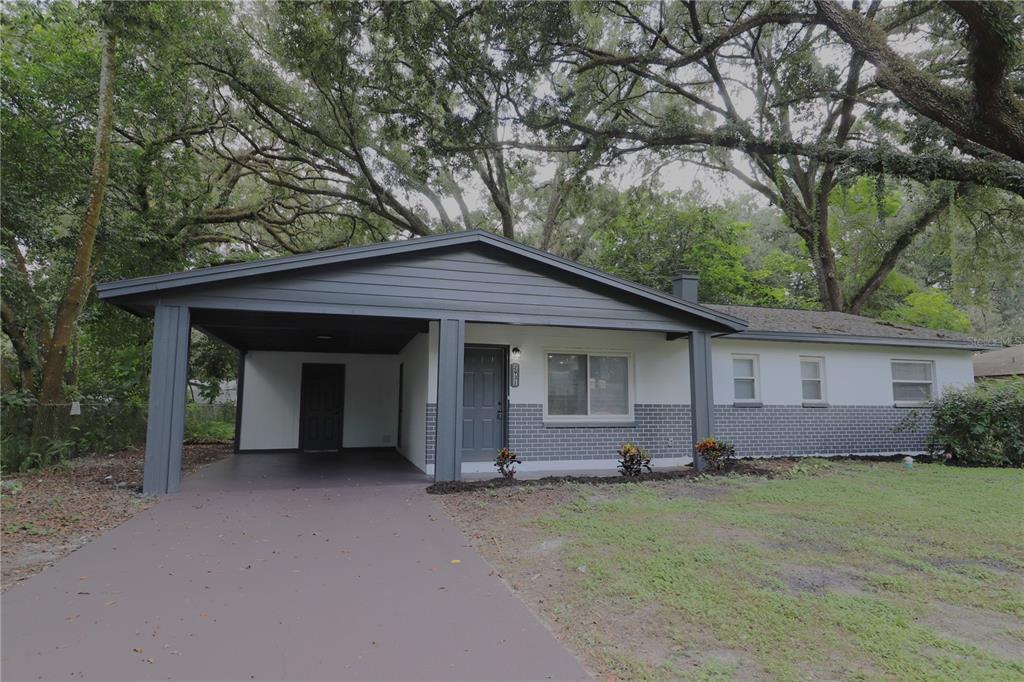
[184,402,235,443]
[617,442,651,477]
[695,437,736,471]
[495,447,521,479]
[926,378,1024,467]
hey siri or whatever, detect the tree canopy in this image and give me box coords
[2,0,1022,414]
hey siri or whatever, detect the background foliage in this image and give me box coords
[2,0,1022,466]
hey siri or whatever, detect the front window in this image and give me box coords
[546,352,630,418]
[800,357,826,403]
[891,360,935,404]
[732,354,759,402]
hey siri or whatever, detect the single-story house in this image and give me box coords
[973,345,1023,380]
[98,230,987,494]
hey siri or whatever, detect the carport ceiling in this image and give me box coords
[191,310,428,354]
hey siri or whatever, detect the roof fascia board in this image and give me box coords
[96,231,476,298]
[726,330,995,351]
[145,294,712,334]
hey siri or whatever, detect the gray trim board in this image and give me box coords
[688,331,714,472]
[151,295,711,334]
[233,350,246,454]
[143,305,190,494]
[434,319,466,481]
[729,330,993,351]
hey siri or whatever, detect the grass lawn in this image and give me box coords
[440,461,1024,681]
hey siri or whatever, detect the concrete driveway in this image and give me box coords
[1,451,587,681]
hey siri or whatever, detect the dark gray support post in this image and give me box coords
[143,304,190,494]
[233,350,246,454]
[688,330,714,472]
[434,318,465,482]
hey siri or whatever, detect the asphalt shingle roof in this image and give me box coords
[705,304,983,347]
[973,345,1024,377]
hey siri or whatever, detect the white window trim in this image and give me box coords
[799,356,827,405]
[731,353,760,403]
[891,359,936,407]
[543,348,635,424]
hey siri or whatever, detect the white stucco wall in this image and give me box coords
[396,333,430,471]
[430,323,692,404]
[711,339,975,405]
[435,324,976,409]
[239,351,400,450]
[238,326,975,463]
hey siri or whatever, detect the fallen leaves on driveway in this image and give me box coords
[2,443,231,589]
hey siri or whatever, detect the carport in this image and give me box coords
[98,230,745,494]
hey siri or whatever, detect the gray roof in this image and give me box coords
[705,304,992,351]
[97,230,747,333]
[973,345,1024,377]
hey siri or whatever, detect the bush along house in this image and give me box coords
[97,230,987,493]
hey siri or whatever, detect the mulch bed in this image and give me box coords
[1,442,231,589]
[426,452,952,495]
[427,458,793,494]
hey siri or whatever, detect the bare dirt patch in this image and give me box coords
[1,443,230,589]
[776,563,870,597]
[918,601,1024,660]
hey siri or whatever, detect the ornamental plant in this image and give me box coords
[925,378,1024,467]
[495,447,522,479]
[617,442,652,477]
[695,437,737,471]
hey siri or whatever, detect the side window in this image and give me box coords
[731,354,759,402]
[891,360,935,404]
[800,356,826,403]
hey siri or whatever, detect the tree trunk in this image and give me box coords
[815,0,1024,162]
[32,26,116,444]
[846,190,958,314]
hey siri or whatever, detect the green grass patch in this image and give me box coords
[540,463,1024,680]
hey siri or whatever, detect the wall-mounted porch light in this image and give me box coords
[510,347,521,387]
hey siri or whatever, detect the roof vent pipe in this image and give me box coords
[671,270,699,302]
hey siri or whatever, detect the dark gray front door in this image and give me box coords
[462,347,506,461]
[299,363,345,451]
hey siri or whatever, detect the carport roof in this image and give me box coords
[97,229,748,332]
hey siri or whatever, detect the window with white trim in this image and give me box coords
[731,354,759,402]
[891,360,935,404]
[546,352,630,418]
[800,356,826,403]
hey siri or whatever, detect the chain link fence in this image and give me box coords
[1,400,235,472]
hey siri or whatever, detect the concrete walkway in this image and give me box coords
[1,451,588,681]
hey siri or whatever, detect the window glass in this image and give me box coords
[547,353,588,415]
[589,356,629,415]
[893,382,931,402]
[891,361,934,403]
[800,358,824,401]
[733,357,755,378]
[800,360,820,380]
[801,379,822,400]
[892,362,932,381]
[734,378,756,400]
[732,355,758,401]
